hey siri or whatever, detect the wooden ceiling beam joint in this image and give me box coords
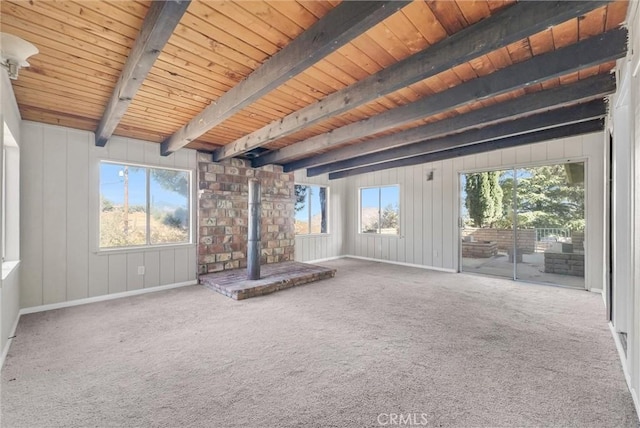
[254,26,627,167]
[328,120,605,180]
[287,73,615,172]
[95,0,191,147]
[160,0,410,156]
[218,0,611,161]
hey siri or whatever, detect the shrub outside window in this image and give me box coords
[295,184,328,234]
[100,161,191,248]
[360,185,400,235]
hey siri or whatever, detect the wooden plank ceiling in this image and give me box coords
[1,0,630,178]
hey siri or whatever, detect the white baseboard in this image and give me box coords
[20,280,198,315]
[301,255,346,264]
[0,313,21,371]
[609,322,640,421]
[343,255,457,273]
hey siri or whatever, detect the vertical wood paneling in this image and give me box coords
[412,166,423,264]
[20,122,198,308]
[187,246,197,281]
[293,171,345,262]
[463,156,476,170]
[160,249,175,285]
[404,167,414,263]
[432,161,443,268]
[174,247,189,283]
[441,159,455,268]
[127,138,145,163]
[564,135,584,158]
[582,133,605,292]
[19,123,44,307]
[42,127,67,304]
[108,254,127,294]
[516,145,531,164]
[546,138,564,159]
[342,132,604,282]
[144,251,160,288]
[475,152,489,169]
[530,143,547,162]
[423,167,433,266]
[66,130,90,301]
[501,147,516,165]
[396,167,406,263]
[452,157,465,270]
[107,136,127,161]
[88,253,109,297]
[126,253,144,291]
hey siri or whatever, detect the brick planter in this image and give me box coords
[544,252,585,277]
[461,241,498,258]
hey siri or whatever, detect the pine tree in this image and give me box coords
[465,172,503,227]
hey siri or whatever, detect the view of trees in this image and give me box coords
[294,184,328,234]
[369,203,399,232]
[464,171,503,227]
[100,164,190,248]
[464,163,585,231]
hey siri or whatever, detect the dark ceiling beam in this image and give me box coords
[287,73,615,172]
[308,100,606,177]
[160,0,408,156]
[328,119,605,180]
[216,0,610,161]
[95,0,190,147]
[254,27,627,167]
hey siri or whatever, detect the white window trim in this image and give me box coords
[294,183,330,236]
[97,160,194,252]
[2,123,20,271]
[358,184,401,236]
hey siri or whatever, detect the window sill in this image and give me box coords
[96,242,195,256]
[2,260,20,281]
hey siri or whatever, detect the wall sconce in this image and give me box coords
[426,169,435,181]
[0,33,38,80]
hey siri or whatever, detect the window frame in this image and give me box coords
[98,160,193,251]
[358,184,401,236]
[294,183,330,236]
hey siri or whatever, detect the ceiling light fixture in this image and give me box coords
[0,33,38,80]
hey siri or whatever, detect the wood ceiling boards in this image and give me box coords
[1,0,629,177]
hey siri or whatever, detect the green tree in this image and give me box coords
[151,169,188,195]
[496,164,584,230]
[294,185,308,212]
[465,172,503,227]
[371,203,399,232]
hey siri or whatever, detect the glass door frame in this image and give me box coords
[458,158,589,290]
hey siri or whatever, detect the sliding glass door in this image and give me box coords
[460,162,586,289]
[460,169,515,279]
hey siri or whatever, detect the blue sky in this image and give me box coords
[361,186,399,210]
[100,163,188,209]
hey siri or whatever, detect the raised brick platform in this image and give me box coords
[199,261,336,300]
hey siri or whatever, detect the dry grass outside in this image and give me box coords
[100,210,188,248]
[295,213,325,235]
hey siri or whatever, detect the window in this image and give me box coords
[360,185,400,235]
[99,162,191,249]
[2,122,19,266]
[294,184,328,234]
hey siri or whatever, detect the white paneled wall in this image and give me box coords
[342,132,606,291]
[293,171,346,262]
[20,122,198,309]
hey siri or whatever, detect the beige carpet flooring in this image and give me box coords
[1,259,637,427]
